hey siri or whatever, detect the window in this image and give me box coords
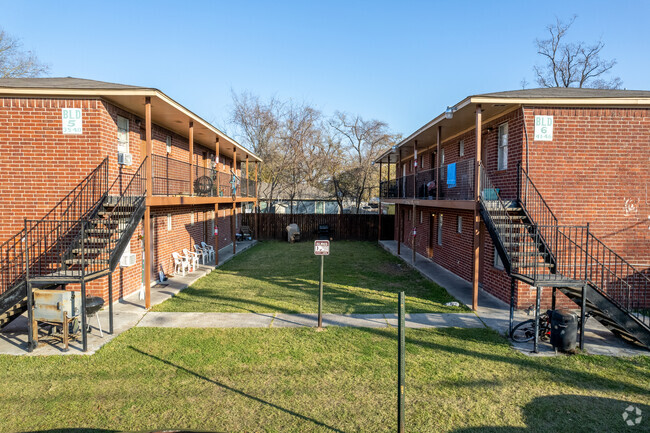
[190,212,195,226]
[167,214,172,231]
[437,214,443,246]
[166,136,172,153]
[316,201,325,214]
[408,209,412,221]
[459,140,464,157]
[419,211,423,224]
[419,155,423,168]
[117,116,129,154]
[440,148,445,167]
[498,123,508,170]
[457,216,462,233]
[494,246,504,270]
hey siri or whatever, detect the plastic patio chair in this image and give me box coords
[194,244,208,265]
[172,252,190,276]
[201,242,216,262]
[182,248,199,272]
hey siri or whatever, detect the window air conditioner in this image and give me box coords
[118,152,132,166]
[120,253,137,267]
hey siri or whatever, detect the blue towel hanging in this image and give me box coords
[447,163,457,188]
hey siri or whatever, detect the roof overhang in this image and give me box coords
[0,86,262,163]
[375,94,650,164]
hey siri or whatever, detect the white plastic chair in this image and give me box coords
[172,252,190,276]
[201,242,216,262]
[194,244,208,265]
[183,248,199,272]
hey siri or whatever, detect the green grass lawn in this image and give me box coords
[1,327,648,432]
[154,241,466,314]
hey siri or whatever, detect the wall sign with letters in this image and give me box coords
[534,115,553,141]
[62,108,83,134]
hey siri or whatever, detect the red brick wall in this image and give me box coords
[0,96,247,303]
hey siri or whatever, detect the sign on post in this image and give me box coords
[314,240,330,255]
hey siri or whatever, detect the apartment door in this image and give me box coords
[401,165,406,197]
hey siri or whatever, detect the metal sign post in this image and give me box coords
[314,240,330,330]
[398,291,405,433]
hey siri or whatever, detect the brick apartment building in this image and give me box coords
[376,88,650,347]
[0,78,260,344]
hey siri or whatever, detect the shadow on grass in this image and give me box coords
[361,327,650,396]
[451,395,649,432]
[128,346,344,433]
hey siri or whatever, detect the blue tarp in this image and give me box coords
[447,163,456,188]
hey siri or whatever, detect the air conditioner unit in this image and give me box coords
[120,253,137,267]
[118,152,132,166]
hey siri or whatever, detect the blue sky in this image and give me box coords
[3,0,649,138]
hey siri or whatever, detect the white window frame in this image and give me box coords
[494,246,504,270]
[117,116,129,154]
[459,140,464,157]
[457,215,462,233]
[419,211,423,224]
[437,214,443,246]
[166,135,172,154]
[440,147,445,167]
[498,123,508,170]
[167,214,172,231]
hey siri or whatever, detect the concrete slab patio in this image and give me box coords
[379,240,649,357]
[0,240,257,356]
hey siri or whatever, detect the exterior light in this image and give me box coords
[445,106,456,119]
[371,161,375,166]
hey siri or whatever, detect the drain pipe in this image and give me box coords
[521,105,529,174]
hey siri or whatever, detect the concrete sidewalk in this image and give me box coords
[0,240,257,356]
[379,240,648,357]
[137,312,485,329]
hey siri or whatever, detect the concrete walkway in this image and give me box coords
[137,312,485,329]
[379,240,649,357]
[0,240,257,356]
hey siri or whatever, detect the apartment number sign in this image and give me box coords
[62,108,83,134]
[534,115,553,141]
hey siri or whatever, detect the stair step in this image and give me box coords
[72,248,107,255]
[510,251,548,258]
[515,262,554,269]
[84,237,115,244]
[85,228,123,235]
[64,258,109,266]
[97,211,132,217]
[492,214,526,221]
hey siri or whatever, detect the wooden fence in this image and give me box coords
[243,213,395,241]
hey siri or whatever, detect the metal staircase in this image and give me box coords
[478,162,650,349]
[0,157,147,351]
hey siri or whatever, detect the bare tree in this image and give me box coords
[534,16,621,89]
[329,112,399,213]
[0,28,49,78]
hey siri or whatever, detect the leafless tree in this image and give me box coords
[230,91,286,204]
[329,112,399,213]
[0,28,49,78]
[533,16,622,89]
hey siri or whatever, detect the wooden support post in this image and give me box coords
[214,204,219,267]
[397,291,406,433]
[378,161,382,242]
[246,155,249,198]
[436,126,441,199]
[412,141,417,264]
[472,105,482,311]
[232,202,236,255]
[188,121,194,196]
[254,162,259,237]
[108,273,114,334]
[233,148,238,198]
[397,203,401,255]
[144,97,152,309]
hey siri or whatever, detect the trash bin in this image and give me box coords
[550,309,578,352]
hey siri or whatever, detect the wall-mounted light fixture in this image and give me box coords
[391,144,398,152]
[445,106,457,120]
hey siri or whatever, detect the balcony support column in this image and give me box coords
[436,126,441,199]
[144,96,153,309]
[189,121,194,196]
[378,161,382,242]
[246,155,250,198]
[472,104,483,311]
[232,202,236,255]
[254,162,259,237]
[214,204,219,267]
[397,147,402,255]
[412,141,418,264]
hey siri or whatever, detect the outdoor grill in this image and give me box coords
[318,224,330,240]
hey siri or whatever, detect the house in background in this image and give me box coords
[376,87,650,348]
[257,182,339,214]
[0,77,261,350]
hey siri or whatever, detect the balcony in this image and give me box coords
[380,159,474,202]
[151,154,257,200]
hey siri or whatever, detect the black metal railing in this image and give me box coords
[381,160,474,201]
[586,233,650,326]
[152,154,191,196]
[1,157,109,296]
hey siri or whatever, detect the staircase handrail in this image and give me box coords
[0,157,109,296]
[518,163,558,226]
